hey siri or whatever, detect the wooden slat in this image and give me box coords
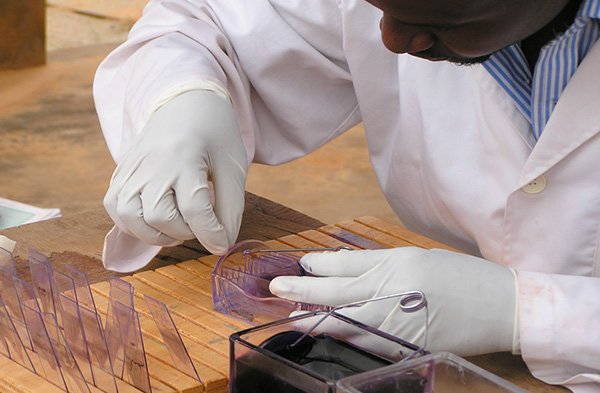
[144,354,204,393]
[334,220,415,248]
[1,350,150,393]
[355,216,458,251]
[194,255,220,270]
[154,265,212,297]
[85,361,148,393]
[130,272,249,332]
[277,233,323,250]
[0,354,64,393]
[0,338,151,393]
[295,229,360,249]
[317,225,387,249]
[4,216,561,392]
[0,376,22,393]
[261,239,296,250]
[173,260,214,281]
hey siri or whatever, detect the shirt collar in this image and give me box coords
[577,0,600,19]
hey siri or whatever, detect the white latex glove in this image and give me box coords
[270,247,518,357]
[104,90,247,255]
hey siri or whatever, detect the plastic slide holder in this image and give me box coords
[62,262,119,392]
[0,299,35,372]
[105,277,134,376]
[119,303,151,393]
[59,293,95,385]
[21,303,68,390]
[28,249,78,327]
[144,294,201,381]
[0,245,17,276]
[0,268,33,348]
[65,265,98,312]
[12,277,41,349]
[28,251,58,318]
[42,311,91,393]
[73,299,119,393]
[105,278,151,392]
[336,352,528,393]
[230,311,424,393]
[212,240,324,324]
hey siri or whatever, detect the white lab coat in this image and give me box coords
[93,1,600,391]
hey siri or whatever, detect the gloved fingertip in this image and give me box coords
[207,243,230,256]
[225,230,240,250]
[299,250,343,272]
[195,229,232,255]
[299,253,317,272]
[269,277,292,297]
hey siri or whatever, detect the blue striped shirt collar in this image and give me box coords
[483,0,600,141]
[578,0,600,18]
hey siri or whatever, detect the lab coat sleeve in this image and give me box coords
[93,0,360,165]
[93,0,360,270]
[518,271,600,392]
[93,1,254,164]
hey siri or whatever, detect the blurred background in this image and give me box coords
[1,0,400,226]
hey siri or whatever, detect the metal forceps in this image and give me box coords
[289,290,429,351]
[242,245,353,255]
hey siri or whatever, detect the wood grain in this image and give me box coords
[1,193,324,285]
[1,215,566,392]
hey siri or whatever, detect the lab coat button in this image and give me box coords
[521,175,546,194]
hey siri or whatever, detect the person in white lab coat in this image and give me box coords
[94,0,600,391]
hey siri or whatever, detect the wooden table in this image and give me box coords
[0,196,566,392]
[1,193,323,284]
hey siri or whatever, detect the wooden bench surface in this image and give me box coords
[1,213,566,392]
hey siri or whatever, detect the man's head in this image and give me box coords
[366,0,571,64]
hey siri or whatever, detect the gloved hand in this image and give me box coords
[104,90,247,255]
[270,247,518,356]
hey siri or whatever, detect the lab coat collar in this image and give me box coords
[517,41,600,188]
